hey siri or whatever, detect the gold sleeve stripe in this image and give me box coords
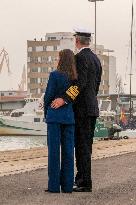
[66,90,76,100]
[66,86,80,100]
[68,86,79,96]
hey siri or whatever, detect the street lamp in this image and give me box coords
[88,0,104,53]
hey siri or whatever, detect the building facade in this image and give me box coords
[95,45,116,95]
[27,32,75,97]
[109,56,116,94]
[27,33,116,97]
[0,90,27,112]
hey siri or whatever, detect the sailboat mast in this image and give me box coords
[129,1,133,119]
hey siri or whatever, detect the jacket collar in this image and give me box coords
[78,47,90,53]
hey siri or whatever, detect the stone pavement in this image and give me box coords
[1,139,136,177]
[0,152,136,205]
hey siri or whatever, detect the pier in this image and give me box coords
[0,139,136,204]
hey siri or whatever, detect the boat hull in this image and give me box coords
[0,118,47,136]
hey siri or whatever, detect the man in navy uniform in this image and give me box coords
[51,28,102,192]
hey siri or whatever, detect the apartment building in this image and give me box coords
[27,32,75,97]
[27,33,116,97]
[95,45,116,95]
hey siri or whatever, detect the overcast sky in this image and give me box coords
[0,0,135,93]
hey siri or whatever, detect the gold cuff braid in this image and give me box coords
[66,86,79,100]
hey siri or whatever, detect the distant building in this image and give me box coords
[27,32,75,97]
[27,33,116,97]
[109,56,116,94]
[97,93,136,114]
[95,45,116,95]
[0,90,27,112]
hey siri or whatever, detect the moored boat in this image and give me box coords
[0,98,47,136]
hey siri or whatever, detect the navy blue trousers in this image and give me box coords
[47,123,75,192]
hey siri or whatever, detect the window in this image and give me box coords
[40,78,47,83]
[31,67,38,72]
[33,57,38,63]
[30,57,33,63]
[38,57,41,63]
[9,92,13,96]
[30,88,38,94]
[30,78,38,84]
[32,47,36,52]
[53,56,59,62]
[1,93,4,96]
[29,57,39,63]
[11,112,19,117]
[53,46,57,51]
[43,46,47,51]
[41,56,47,63]
[41,89,45,93]
[47,46,53,51]
[19,112,24,116]
[27,57,30,63]
[41,67,48,73]
[48,37,56,40]
[37,78,41,83]
[48,56,52,62]
[28,47,32,52]
[34,118,40,122]
[57,46,60,51]
[36,46,43,52]
[11,112,24,117]
[51,37,56,40]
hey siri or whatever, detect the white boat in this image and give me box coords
[0,97,47,136]
[99,99,116,121]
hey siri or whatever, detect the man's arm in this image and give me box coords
[64,54,88,102]
[96,64,102,95]
[51,54,88,108]
[95,60,102,95]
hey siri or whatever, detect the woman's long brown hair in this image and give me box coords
[57,49,78,80]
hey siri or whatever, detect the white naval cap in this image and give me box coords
[73,27,92,38]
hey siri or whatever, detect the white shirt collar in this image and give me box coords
[78,46,90,53]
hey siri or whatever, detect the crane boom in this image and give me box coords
[0,55,5,73]
[0,48,10,73]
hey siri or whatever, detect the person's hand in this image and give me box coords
[51,98,65,109]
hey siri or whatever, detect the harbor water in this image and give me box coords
[0,130,136,152]
[0,136,47,151]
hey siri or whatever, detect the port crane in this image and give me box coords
[0,48,26,91]
[18,65,27,91]
[0,48,10,74]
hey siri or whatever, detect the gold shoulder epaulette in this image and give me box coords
[66,86,79,100]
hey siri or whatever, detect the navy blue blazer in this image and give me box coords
[44,70,75,124]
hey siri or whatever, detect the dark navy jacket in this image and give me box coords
[63,48,102,117]
[44,70,75,124]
